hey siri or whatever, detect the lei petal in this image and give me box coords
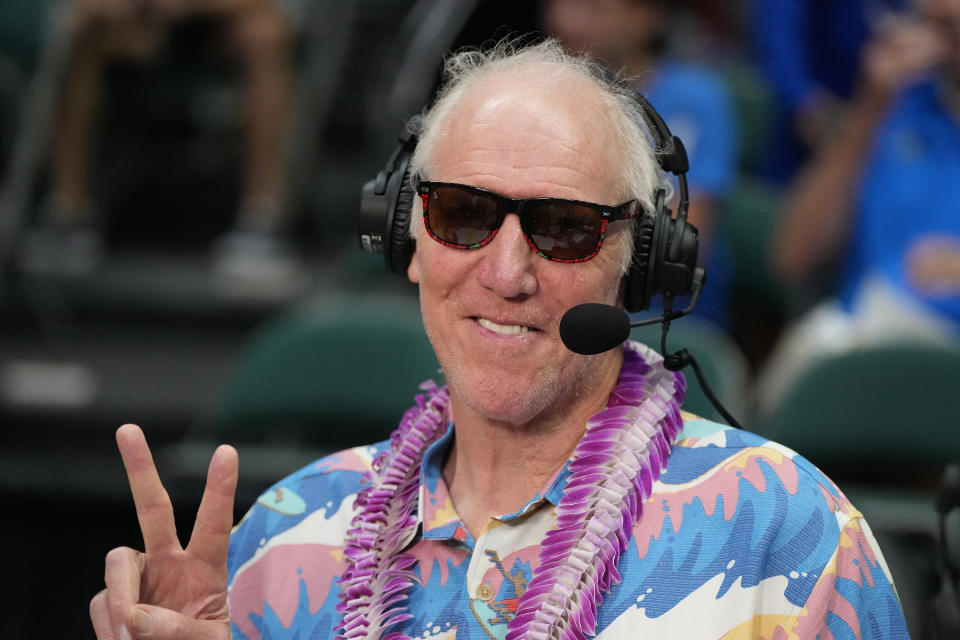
[337,341,684,640]
[505,342,683,640]
[335,382,451,640]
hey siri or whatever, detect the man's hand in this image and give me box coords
[907,235,960,297]
[90,425,238,639]
[861,16,952,101]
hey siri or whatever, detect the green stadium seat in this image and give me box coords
[758,342,960,473]
[718,61,776,174]
[204,295,441,449]
[721,176,785,310]
[0,0,54,70]
[755,341,960,628]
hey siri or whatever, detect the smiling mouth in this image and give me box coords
[475,317,539,336]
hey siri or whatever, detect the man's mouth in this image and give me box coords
[475,317,537,335]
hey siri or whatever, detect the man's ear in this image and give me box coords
[407,241,420,284]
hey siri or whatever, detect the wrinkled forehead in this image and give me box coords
[427,68,626,201]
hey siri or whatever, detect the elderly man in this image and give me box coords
[90,41,908,639]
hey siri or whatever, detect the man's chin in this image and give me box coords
[449,371,566,428]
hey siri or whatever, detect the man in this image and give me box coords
[90,41,908,639]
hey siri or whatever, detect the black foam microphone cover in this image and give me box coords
[560,303,630,355]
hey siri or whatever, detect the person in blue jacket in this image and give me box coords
[760,0,960,414]
[542,0,738,327]
[750,0,908,182]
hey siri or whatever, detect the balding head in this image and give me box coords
[407,39,666,274]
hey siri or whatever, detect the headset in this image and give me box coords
[357,90,702,315]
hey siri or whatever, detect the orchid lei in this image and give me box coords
[335,341,685,640]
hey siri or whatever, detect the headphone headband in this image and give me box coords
[357,88,702,314]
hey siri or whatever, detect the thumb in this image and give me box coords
[126,605,230,640]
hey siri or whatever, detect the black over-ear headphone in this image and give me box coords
[357,92,701,314]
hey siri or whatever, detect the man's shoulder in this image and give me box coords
[668,413,856,521]
[252,440,388,513]
[227,441,389,576]
[675,412,826,473]
[226,443,390,638]
[617,415,908,638]
[606,415,876,631]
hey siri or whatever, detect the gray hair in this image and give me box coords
[407,38,669,274]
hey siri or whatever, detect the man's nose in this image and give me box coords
[476,213,539,298]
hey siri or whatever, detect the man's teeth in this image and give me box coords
[477,318,530,335]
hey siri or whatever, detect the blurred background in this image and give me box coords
[1,0,959,637]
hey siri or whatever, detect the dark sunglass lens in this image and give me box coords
[526,202,602,260]
[428,186,501,246]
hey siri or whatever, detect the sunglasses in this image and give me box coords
[416,179,640,263]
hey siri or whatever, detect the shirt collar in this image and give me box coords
[417,422,574,545]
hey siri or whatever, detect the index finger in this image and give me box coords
[116,424,180,552]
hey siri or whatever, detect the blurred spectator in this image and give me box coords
[541,0,738,326]
[759,0,960,413]
[20,0,301,284]
[751,0,908,182]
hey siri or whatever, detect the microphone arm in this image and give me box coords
[629,267,705,328]
[559,267,743,429]
[655,289,744,430]
[650,273,743,429]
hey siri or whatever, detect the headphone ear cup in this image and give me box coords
[387,165,416,274]
[624,189,665,313]
[624,217,653,313]
[358,130,418,273]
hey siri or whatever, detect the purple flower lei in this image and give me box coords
[335,341,685,640]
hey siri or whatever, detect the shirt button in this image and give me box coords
[475,583,495,601]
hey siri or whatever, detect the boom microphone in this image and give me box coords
[559,303,631,355]
[560,267,704,357]
[559,274,744,429]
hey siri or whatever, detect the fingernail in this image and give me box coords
[119,625,133,640]
[132,608,153,634]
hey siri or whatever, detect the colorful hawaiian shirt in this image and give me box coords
[227,414,909,639]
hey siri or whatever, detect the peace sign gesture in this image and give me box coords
[90,425,238,639]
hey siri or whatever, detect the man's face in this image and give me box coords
[407,73,632,427]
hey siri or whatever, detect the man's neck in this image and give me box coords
[441,363,622,537]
